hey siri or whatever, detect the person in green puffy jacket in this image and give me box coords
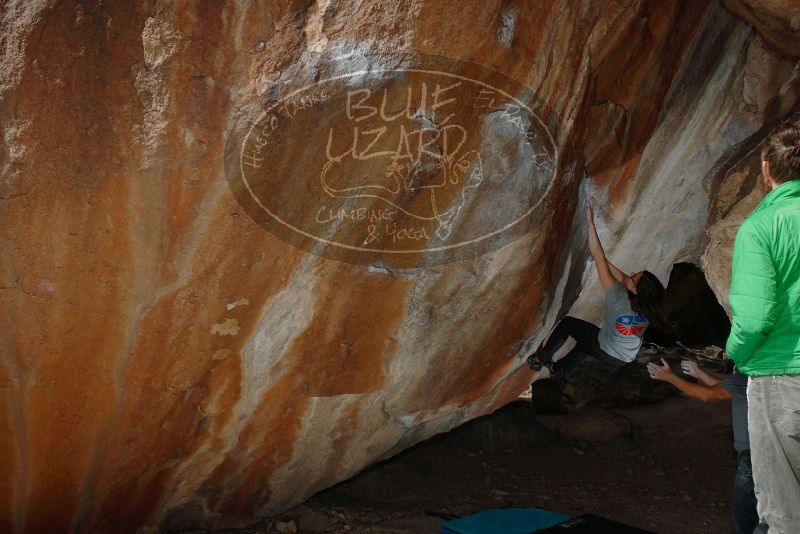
[726,122,800,534]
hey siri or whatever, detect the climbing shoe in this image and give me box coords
[526,353,544,370]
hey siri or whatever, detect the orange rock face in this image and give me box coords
[0,1,797,532]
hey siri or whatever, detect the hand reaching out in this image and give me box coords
[680,360,718,386]
[681,360,702,379]
[585,200,596,229]
[647,358,674,382]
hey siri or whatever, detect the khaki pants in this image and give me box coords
[748,375,800,533]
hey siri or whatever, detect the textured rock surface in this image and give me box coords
[723,0,800,58]
[700,108,800,316]
[0,1,798,532]
[699,0,800,312]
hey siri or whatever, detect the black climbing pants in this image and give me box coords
[536,316,627,376]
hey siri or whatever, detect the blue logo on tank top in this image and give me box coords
[614,314,647,336]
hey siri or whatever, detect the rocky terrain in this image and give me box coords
[214,393,737,534]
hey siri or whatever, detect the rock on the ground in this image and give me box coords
[1,1,798,531]
[531,345,732,413]
[274,519,297,534]
[561,356,673,410]
[285,505,331,533]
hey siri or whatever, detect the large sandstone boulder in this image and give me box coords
[0,1,797,532]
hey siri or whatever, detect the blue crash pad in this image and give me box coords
[441,507,569,534]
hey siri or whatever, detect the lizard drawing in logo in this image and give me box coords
[320,119,484,241]
[614,314,648,336]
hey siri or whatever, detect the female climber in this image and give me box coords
[526,200,672,380]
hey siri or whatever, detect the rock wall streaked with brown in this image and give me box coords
[0,1,796,532]
[699,2,800,315]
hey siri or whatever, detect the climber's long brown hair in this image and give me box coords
[626,271,677,338]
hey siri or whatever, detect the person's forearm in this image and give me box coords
[694,369,719,387]
[585,204,615,290]
[606,260,626,284]
[663,375,729,402]
[587,223,606,263]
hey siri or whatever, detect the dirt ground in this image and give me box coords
[219,392,737,534]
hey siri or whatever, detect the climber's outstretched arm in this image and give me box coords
[585,200,615,291]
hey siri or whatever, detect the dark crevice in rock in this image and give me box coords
[645,262,731,348]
